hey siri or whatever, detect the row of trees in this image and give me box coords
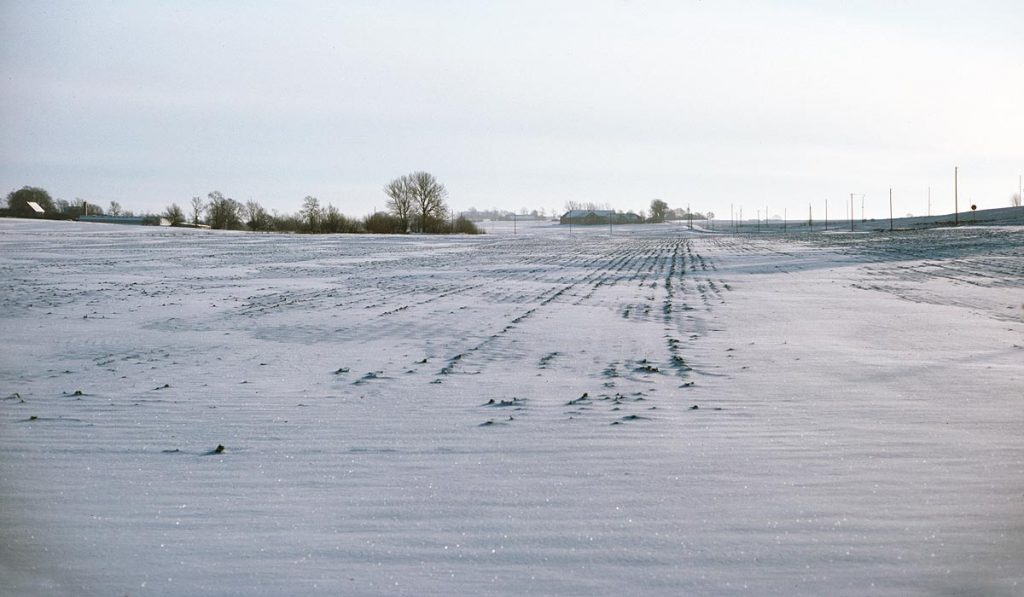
[558,200,710,225]
[154,172,480,234]
[161,192,390,233]
[8,181,1022,230]
[648,199,709,223]
[462,207,552,221]
[5,172,481,235]
[158,173,476,234]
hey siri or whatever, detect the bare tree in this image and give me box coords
[322,203,341,233]
[108,201,123,216]
[164,203,185,226]
[206,191,241,229]
[190,196,205,225]
[300,196,321,233]
[384,175,414,232]
[245,200,270,231]
[408,171,448,232]
[1012,192,1022,208]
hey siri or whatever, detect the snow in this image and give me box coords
[1,218,1022,596]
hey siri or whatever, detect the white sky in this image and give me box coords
[2,1,1022,219]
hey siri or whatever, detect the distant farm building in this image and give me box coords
[560,209,643,225]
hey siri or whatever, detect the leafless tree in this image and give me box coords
[408,171,448,232]
[108,201,123,216]
[190,196,205,225]
[206,191,241,229]
[245,200,270,231]
[300,196,321,233]
[1012,193,1022,208]
[164,203,185,226]
[384,175,414,231]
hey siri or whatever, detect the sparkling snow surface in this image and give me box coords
[1,219,1022,596]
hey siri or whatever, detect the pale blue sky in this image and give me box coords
[2,1,1021,218]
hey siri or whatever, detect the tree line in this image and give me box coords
[3,172,482,235]
[559,199,705,224]
[639,199,707,223]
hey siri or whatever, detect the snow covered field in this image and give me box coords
[1,218,1022,596]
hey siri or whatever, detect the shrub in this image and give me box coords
[363,212,406,234]
[452,216,483,234]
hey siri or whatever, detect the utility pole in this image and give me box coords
[513,212,517,235]
[954,166,959,226]
[808,204,812,229]
[849,194,854,231]
[889,187,894,232]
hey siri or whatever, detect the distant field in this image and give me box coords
[2,219,1022,596]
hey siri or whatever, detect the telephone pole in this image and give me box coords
[954,166,959,226]
[849,194,854,231]
[889,187,893,232]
